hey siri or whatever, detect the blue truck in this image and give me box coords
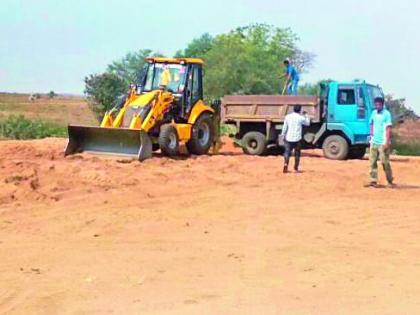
[221,81,384,160]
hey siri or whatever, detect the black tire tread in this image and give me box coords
[242,131,267,156]
[186,113,214,155]
[159,124,179,156]
[322,135,349,160]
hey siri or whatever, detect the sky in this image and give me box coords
[1,0,419,112]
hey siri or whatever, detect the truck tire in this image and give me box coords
[186,113,214,155]
[242,131,267,156]
[322,135,349,160]
[159,124,179,156]
[348,147,366,159]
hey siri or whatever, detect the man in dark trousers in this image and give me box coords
[366,97,394,187]
[281,105,310,173]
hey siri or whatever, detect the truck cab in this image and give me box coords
[320,81,384,159]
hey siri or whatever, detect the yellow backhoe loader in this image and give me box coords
[65,57,220,161]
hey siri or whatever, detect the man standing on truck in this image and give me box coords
[366,97,394,188]
[281,58,300,95]
[281,105,310,173]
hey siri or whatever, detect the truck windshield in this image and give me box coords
[143,63,187,94]
[367,85,384,108]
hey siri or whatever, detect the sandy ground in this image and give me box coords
[0,137,420,315]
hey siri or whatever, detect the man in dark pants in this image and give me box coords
[366,97,394,187]
[281,105,310,173]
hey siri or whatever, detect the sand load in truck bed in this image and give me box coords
[222,95,321,123]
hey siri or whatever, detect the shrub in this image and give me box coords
[220,124,236,136]
[0,115,67,140]
[393,140,420,156]
[84,72,126,120]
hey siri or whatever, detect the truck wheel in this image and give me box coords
[242,131,267,156]
[186,113,214,155]
[349,147,366,159]
[159,124,179,156]
[322,135,349,160]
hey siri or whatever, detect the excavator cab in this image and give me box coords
[65,58,219,161]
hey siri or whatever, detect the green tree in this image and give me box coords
[175,33,214,58]
[107,49,153,85]
[298,79,333,96]
[385,95,418,121]
[48,90,56,99]
[83,23,315,119]
[202,24,313,98]
[84,72,126,119]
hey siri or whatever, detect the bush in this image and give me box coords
[393,140,420,156]
[220,124,236,136]
[0,115,67,140]
[84,72,126,120]
[48,91,56,99]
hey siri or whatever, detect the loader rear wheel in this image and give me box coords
[186,113,214,155]
[242,131,267,156]
[322,135,349,160]
[159,124,179,156]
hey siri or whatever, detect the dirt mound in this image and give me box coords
[0,137,420,314]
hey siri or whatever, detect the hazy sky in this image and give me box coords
[1,0,419,112]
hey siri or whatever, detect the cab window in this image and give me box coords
[191,66,200,104]
[337,87,356,105]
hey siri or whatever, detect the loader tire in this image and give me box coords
[186,113,214,155]
[322,135,349,160]
[242,131,266,156]
[159,124,179,156]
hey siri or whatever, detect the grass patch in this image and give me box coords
[220,123,236,136]
[0,115,67,140]
[393,141,420,156]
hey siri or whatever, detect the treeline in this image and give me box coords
[84,23,314,117]
[84,23,418,122]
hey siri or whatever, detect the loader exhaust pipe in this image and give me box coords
[65,125,153,161]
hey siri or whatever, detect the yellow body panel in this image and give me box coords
[129,115,142,129]
[100,112,113,127]
[112,107,127,127]
[139,91,174,132]
[174,124,192,141]
[187,100,214,124]
[128,91,159,107]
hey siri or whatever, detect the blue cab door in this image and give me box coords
[328,83,370,144]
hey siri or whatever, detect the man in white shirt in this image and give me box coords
[281,105,311,173]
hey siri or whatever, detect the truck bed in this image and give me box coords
[222,95,321,123]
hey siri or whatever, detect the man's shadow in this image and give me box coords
[393,184,420,190]
[374,184,420,190]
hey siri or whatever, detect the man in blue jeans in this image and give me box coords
[366,97,394,188]
[282,58,300,95]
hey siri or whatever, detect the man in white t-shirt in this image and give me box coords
[281,105,310,173]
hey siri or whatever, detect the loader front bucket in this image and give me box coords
[65,125,153,161]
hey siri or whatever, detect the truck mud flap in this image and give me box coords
[65,125,153,161]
